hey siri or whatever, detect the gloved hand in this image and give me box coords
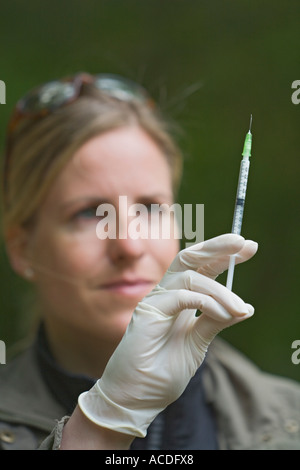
[78,234,257,437]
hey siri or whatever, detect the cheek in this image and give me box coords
[151,238,180,273]
[31,229,103,279]
[61,241,101,277]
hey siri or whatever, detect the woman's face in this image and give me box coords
[26,126,179,343]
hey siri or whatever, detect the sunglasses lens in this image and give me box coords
[19,81,76,113]
[94,75,148,103]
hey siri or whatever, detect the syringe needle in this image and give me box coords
[249,114,253,132]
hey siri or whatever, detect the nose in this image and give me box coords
[106,232,146,265]
[105,209,147,265]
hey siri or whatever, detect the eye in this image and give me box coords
[137,198,172,215]
[144,203,153,214]
[74,206,98,220]
[147,203,170,215]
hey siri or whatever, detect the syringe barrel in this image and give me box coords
[231,157,250,235]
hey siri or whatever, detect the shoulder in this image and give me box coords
[203,338,300,449]
[0,346,65,449]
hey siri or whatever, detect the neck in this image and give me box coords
[43,317,119,379]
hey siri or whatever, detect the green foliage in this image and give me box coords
[0,0,299,380]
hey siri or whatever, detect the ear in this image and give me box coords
[4,226,35,281]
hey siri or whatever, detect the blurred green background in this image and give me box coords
[0,0,299,380]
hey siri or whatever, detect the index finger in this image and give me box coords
[169,234,246,273]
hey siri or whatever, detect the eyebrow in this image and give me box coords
[59,193,174,212]
[59,197,110,213]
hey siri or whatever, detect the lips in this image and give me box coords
[99,278,154,298]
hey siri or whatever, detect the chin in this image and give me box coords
[104,308,135,343]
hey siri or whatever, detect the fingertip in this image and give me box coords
[247,304,255,316]
[241,303,255,318]
[247,240,258,252]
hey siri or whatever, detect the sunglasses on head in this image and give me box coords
[7,72,154,135]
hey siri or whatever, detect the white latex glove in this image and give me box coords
[78,234,257,437]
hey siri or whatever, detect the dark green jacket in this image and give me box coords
[0,338,299,450]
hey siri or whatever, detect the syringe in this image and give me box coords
[226,115,253,291]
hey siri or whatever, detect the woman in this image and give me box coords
[0,73,299,450]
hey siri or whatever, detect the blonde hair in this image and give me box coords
[2,83,183,232]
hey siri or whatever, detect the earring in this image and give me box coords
[24,267,34,279]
